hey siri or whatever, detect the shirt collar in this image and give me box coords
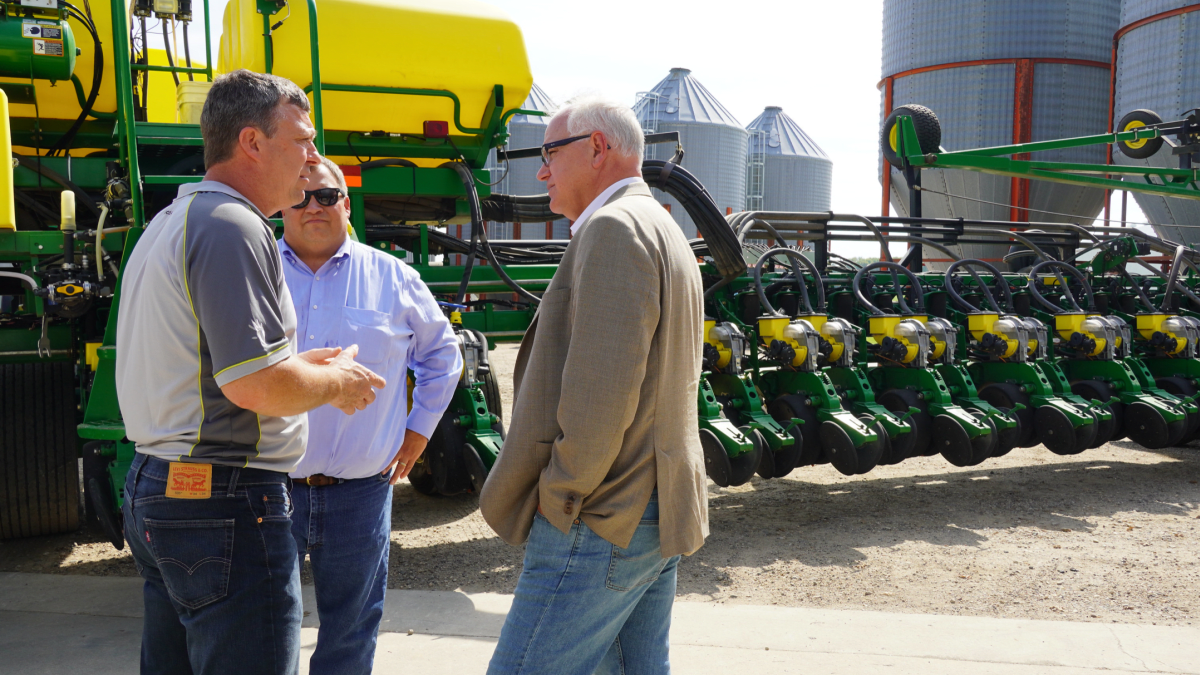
[569,177,644,237]
[177,180,272,222]
[278,234,355,275]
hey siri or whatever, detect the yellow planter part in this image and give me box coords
[1055,312,1106,356]
[0,88,12,231]
[219,0,533,138]
[703,319,732,370]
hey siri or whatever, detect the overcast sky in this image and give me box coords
[180,0,1147,255]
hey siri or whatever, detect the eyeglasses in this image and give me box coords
[540,133,610,165]
[291,187,345,210]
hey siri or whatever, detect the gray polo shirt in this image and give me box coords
[115,181,307,472]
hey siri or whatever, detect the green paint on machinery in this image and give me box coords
[7,1,1200,553]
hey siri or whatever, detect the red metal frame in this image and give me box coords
[878,57,1111,220]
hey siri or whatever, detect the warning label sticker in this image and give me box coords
[33,39,64,57]
[22,21,61,39]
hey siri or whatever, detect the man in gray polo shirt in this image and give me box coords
[116,70,385,675]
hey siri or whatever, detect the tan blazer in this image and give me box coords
[479,181,708,557]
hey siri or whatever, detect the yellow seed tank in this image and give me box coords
[218,0,534,139]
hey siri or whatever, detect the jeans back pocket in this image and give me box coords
[145,518,235,610]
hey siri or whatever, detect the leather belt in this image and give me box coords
[294,474,342,487]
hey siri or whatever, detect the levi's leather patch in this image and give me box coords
[166,462,212,499]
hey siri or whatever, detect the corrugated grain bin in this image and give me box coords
[745,106,832,213]
[483,83,567,240]
[1112,1,1200,245]
[879,0,1120,267]
[634,68,747,238]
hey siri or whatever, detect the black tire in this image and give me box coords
[1154,377,1200,442]
[1071,380,1118,447]
[1,362,80,540]
[767,395,823,467]
[700,428,733,488]
[728,428,764,487]
[877,388,933,460]
[426,403,472,496]
[882,104,942,169]
[1115,109,1164,160]
[407,457,439,496]
[978,383,1036,448]
[481,367,503,422]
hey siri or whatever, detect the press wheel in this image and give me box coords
[728,427,764,486]
[1069,379,1125,442]
[932,415,973,466]
[977,383,1035,447]
[820,422,858,476]
[771,422,805,479]
[1035,405,1079,455]
[854,414,889,475]
[767,395,823,467]
[755,436,778,480]
[1155,377,1200,443]
[876,388,931,461]
[700,428,733,488]
[1124,401,1172,449]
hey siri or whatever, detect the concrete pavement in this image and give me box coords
[1,571,1196,674]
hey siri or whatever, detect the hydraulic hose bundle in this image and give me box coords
[479,159,744,280]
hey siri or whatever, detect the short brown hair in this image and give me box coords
[200,70,310,169]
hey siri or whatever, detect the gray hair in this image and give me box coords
[312,156,348,193]
[557,94,645,159]
[201,69,310,168]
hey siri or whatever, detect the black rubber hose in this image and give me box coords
[359,158,418,170]
[443,163,541,305]
[852,261,926,316]
[15,156,101,218]
[182,19,193,81]
[49,5,102,154]
[481,160,744,280]
[753,247,826,316]
[162,22,180,87]
[1026,260,1094,313]
[944,259,1008,313]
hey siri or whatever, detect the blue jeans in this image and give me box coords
[122,453,302,675]
[487,493,679,675]
[290,472,392,675]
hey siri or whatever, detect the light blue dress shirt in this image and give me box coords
[279,237,463,479]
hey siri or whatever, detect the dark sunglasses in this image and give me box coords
[291,187,345,210]
[540,133,610,165]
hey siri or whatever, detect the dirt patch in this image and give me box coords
[4,343,1200,626]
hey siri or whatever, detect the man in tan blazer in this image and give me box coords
[480,94,707,675]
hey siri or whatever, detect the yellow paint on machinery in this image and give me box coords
[704,319,732,370]
[0,88,13,231]
[1055,312,1107,356]
[869,315,922,364]
[1136,313,1187,355]
[218,0,533,142]
[967,312,1019,359]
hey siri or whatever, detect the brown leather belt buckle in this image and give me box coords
[297,474,340,487]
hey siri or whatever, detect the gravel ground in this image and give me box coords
[4,343,1200,627]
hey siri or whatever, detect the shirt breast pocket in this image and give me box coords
[339,307,396,367]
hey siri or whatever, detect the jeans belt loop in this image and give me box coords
[226,467,240,494]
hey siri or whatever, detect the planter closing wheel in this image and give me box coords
[876,388,931,462]
[978,383,1035,449]
[1124,401,1173,449]
[728,427,765,486]
[768,395,823,468]
[700,428,733,488]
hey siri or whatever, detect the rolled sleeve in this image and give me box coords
[184,199,293,388]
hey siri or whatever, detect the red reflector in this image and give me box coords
[423,120,449,138]
[340,164,362,187]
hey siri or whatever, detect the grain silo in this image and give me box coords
[745,106,833,213]
[1112,1,1200,246]
[879,0,1121,267]
[480,83,568,242]
[634,68,748,238]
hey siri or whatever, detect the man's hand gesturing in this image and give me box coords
[327,344,387,414]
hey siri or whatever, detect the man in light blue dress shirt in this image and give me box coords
[279,157,463,674]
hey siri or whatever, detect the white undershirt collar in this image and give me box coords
[569,177,642,237]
